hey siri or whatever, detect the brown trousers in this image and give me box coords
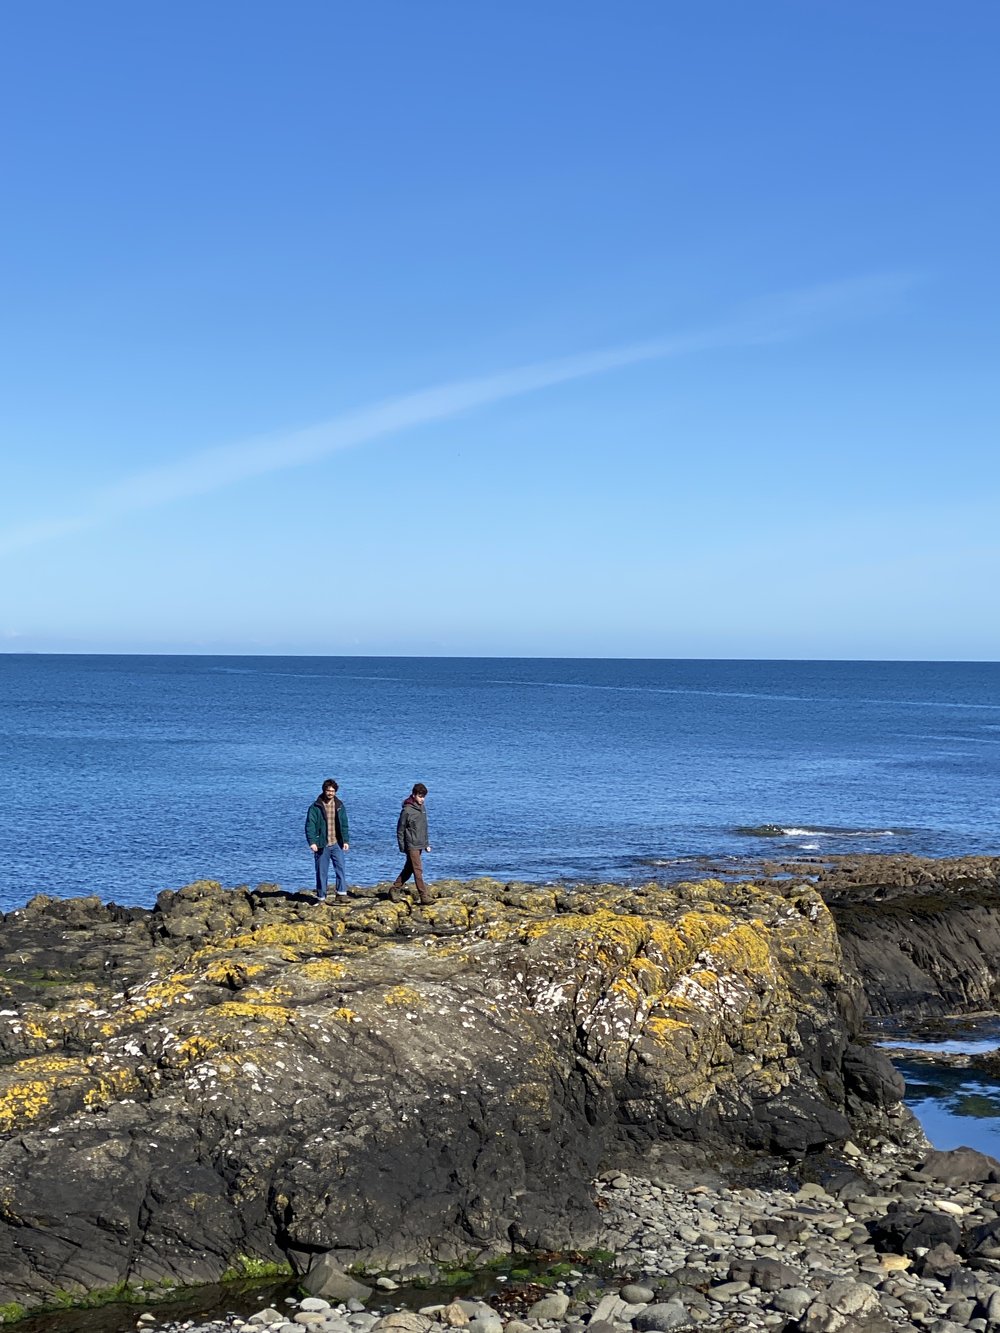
[393,847,428,899]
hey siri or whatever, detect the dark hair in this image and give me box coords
[412,782,428,797]
[322,778,338,793]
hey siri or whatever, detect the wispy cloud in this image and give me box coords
[0,274,911,555]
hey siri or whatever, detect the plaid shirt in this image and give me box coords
[323,797,338,846]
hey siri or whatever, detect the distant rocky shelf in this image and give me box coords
[2,856,1000,1325]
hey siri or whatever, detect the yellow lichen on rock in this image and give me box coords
[159,1034,222,1069]
[212,1000,293,1026]
[202,958,268,988]
[296,960,347,983]
[221,920,345,959]
[114,973,199,1029]
[82,1065,142,1109]
[0,1055,87,1132]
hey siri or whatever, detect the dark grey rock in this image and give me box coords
[302,1257,373,1303]
[748,1257,803,1291]
[915,1242,962,1278]
[868,1206,961,1255]
[920,1148,1000,1186]
[965,1217,1000,1261]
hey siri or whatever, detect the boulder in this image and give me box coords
[868,1206,961,1256]
[301,1256,373,1303]
[918,1147,1000,1185]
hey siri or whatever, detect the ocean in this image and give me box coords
[1,654,997,912]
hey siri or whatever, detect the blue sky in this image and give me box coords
[1,1,997,658]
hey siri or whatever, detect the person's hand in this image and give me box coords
[426,845,432,852]
[309,844,319,852]
[343,843,350,851]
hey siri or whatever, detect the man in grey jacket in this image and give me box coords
[390,782,431,904]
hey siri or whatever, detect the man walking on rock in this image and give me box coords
[305,779,350,900]
[391,782,432,904]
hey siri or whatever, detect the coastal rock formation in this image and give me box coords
[0,876,906,1314]
[813,856,1000,1020]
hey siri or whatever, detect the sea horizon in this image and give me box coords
[2,654,998,911]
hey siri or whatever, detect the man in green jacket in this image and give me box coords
[305,779,350,900]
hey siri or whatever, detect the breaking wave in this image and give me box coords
[734,824,899,839]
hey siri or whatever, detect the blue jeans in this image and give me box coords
[314,844,346,897]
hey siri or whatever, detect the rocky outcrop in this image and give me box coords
[0,876,906,1315]
[813,856,1000,1020]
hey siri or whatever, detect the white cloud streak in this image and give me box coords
[0,274,911,556]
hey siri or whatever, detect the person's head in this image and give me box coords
[321,779,338,799]
[411,782,428,804]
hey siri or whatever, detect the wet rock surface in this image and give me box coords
[1,873,908,1314]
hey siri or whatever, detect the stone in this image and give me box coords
[441,1304,469,1327]
[300,1302,333,1313]
[526,1293,570,1320]
[919,1148,1000,1186]
[708,1281,750,1299]
[797,1306,844,1333]
[868,1207,961,1256]
[823,1278,879,1316]
[304,1257,373,1304]
[590,1296,628,1324]
[945,1297,976,1323]
[965,1217,1000,1260]
[748,1258,801,1291]
[631,1304,692,1332]
[619,1285,655,1304]
[915,1242,962,1277]
[770,1289,813,1318]
[877,1253,910,1273]
[466,1316,503,1333]
[372,1318,432,1333]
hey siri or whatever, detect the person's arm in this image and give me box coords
[305,805,319,851]
[396,807,408,853]
[339,802,350,849]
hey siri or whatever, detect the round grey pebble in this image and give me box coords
[619,1285,655,1305]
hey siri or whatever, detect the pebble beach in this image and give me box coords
[126,1126,1000,1333]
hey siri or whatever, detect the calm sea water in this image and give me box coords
[0,655,998,911]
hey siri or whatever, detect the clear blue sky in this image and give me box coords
[1,1,997,658]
